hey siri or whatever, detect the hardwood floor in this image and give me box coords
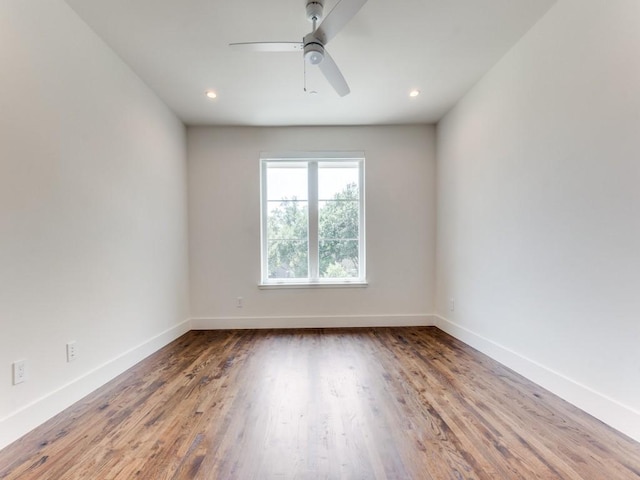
[1,327,639,479]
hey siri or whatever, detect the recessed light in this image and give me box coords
[205,90,217,99]
[409,89,420,97]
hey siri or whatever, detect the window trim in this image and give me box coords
[259,151,366,287]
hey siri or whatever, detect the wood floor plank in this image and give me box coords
[1,327,639,479]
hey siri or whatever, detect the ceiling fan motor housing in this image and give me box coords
[303,34,325,65]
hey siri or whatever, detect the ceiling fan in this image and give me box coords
[229,0,368,97]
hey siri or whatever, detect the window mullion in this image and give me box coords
[260,160,269,281]
[308,161,319,280]
[358,159,365,280]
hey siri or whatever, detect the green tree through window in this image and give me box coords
[267,199,308,278]
[267,183,359,278]
[319,182,359,278]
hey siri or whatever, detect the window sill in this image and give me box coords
[258,281,368,290]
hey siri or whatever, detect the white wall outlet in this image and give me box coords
[13,360,26,385]
[236,296,243,308]
[66,341,77,362]
[449,298,455,312]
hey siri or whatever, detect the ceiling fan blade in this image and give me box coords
[229,42,303,52]
[318,50,350,97]
[314,0,368,45]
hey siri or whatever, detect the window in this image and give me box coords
[260,152,365,286]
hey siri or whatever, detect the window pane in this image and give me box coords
[267,163,308,201]
[319,194,359,279]
[319,240,359,278]
[267,199,308,279]
[268,240,308,278]
[318,162,359,200]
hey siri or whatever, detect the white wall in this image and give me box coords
[0,0,190,448]
[188,125,436,328]
[436,0,640,441]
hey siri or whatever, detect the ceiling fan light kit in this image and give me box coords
[229,0,368,97]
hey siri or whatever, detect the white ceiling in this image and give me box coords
[63,0,555,126]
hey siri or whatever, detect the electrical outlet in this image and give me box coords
[236,296,243,308]
[449,298,455,312]
[67,341,77,362]
[13,360,26,385]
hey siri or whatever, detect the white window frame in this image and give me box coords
[260,151,366,288]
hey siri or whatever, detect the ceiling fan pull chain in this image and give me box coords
[304,54,307,92]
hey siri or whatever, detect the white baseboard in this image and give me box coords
[435,314,640,443]
[191,314,436,330]
[0,319,191,450]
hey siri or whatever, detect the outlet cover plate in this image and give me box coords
[13,360,26,385]
[67,342,77,362]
